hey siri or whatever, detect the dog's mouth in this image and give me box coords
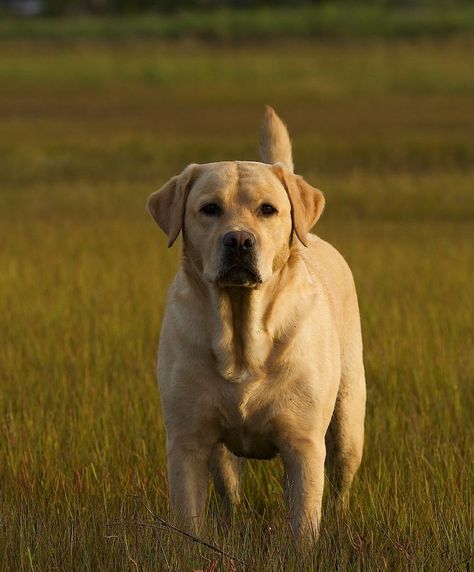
[216,265,262,288]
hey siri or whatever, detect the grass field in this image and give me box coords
[0,32,473,570]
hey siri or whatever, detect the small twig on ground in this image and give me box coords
[108,494,250,569]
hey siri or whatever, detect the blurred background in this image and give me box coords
[0,1,473,570]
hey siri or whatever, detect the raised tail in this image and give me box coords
[259,105,294,172]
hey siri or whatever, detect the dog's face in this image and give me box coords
[148,161,324,288]
[184,162,293,287]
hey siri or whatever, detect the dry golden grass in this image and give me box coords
[0,37,473,570]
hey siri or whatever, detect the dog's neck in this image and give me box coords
[208,284,272,382]
[183,247,308,383]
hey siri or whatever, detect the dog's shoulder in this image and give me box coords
[302,233,359,330]
[305,234,355,284]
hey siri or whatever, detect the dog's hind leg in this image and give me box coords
[325,363,365,509]
[209,443,243,517]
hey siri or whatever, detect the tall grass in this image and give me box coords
[0,36,473,569]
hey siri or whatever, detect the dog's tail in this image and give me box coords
[260,106,294,172]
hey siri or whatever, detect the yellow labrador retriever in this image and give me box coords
[147,107,365,543]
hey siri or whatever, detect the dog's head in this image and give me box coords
[147,107,325,288]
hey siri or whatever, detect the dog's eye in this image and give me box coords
[259,204,277,216]
[201,203,221,216]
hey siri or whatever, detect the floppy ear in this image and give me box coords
[147,164,198,247]
[272,164,325,247]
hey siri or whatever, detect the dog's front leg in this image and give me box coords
[167,440,212,533]
[281,438,326,545]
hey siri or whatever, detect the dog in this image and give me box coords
[147,107,366,544]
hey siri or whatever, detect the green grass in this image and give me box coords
[0,34,473,570]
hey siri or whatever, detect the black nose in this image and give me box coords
[222,231,256,255]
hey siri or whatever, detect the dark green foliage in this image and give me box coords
[2,3,474,38]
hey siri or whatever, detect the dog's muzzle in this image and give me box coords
[216,231,262,288]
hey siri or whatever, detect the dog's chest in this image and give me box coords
[221,425,277,460]
[217,383,280,460]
